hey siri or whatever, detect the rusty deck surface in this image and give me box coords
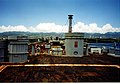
[0,54,120,65]
[27,54,120,65]
[0,54,120,82]
[0,66,120,82]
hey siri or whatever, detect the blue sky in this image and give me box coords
[0,0,120,33]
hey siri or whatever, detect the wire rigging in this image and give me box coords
[59,19,68,38]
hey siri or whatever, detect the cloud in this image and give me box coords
[0,25,29,32]
[73,22,120,33]
[0,22,120,33]
[34,23,68,33]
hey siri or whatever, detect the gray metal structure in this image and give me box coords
[8,36,29,63]
[0,40,8,62]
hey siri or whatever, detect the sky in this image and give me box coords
[0,0,120,33]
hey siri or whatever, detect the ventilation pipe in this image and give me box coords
[68,15,73,33]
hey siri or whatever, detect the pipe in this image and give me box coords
[68,15,73,33]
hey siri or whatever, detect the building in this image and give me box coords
[8,36,29,63]
[0,39,8,62]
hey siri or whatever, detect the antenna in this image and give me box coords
[68,15,73,33]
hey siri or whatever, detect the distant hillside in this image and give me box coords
[84,32,120,38]
[0,31,120,38]
[0,31,64,38]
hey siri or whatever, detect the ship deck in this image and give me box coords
[0,54,120,82]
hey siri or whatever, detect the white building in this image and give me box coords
[89,47,102,54]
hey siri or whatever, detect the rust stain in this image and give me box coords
[81,72,100,76]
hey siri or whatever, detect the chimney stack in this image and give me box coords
[68,15,73,33]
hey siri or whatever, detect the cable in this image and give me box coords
[73,20,76,26]
[59,19,69,38]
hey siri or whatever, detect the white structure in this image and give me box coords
[50,40,63,55]
[45,44,51,55]
[84,43,89,56]
[50,46,63,56]
[65,33,84,56]
[31,44,35,56]
[65,15,84,57]
[89,47,102,54]
[8,36,29,63]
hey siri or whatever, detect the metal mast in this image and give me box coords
[68,15,73,33]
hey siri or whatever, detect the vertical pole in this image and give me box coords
[68,15,73,33]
